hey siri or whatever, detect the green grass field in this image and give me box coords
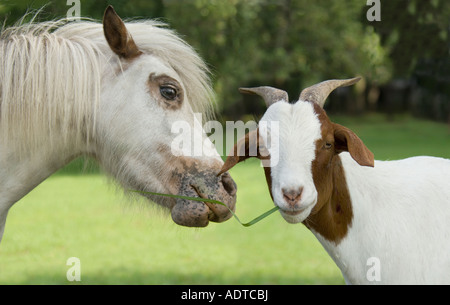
[0,114,449,284]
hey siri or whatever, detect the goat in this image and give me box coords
[219,78,450,284]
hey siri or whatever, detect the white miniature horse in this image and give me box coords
[0,6,237,243]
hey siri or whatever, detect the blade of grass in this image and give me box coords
[129,190,279,227]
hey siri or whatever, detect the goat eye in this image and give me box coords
[324,142,332,149]
[160,86,178,100]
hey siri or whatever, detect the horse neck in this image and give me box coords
[0,137,83,209]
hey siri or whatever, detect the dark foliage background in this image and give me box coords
[1,0,448,122]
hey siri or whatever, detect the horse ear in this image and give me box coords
[333,123,374,167]
[218,129,267,176]
[103,6,142,59]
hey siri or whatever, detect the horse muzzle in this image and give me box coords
[171,170,237,227]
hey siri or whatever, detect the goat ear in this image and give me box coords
[103,6,142,59]
[333,123,374,167]
[218,129,267,175]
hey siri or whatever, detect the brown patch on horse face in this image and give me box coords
[154,144,236,227]
[303,103,353,244]
[148,73,184,110]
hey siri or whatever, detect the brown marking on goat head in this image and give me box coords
[304,103,373,243]
[219,129,273,200]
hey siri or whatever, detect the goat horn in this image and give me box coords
[239,86,289,108]
[299,77,361,108]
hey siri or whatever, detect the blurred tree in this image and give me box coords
[164,0,392,118]
[4,1,446,120]
[0,0,165,22]
[366,0,449,122]
[0,0,66,22]
[367,0,448,78]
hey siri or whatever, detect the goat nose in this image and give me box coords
[282,187,303,207]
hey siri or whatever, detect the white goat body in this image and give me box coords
[317,153,450,284]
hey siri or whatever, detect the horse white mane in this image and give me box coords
[0,15,214,155]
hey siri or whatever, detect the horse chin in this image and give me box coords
[170,171,237,227]
[170,196,211,227]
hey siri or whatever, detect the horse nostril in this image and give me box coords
[221,172,237,197]
[282,187,303,206]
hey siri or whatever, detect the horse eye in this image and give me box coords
[324,142,332,149]
[160,86,177,100]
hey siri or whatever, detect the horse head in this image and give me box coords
[94,7,236,227]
